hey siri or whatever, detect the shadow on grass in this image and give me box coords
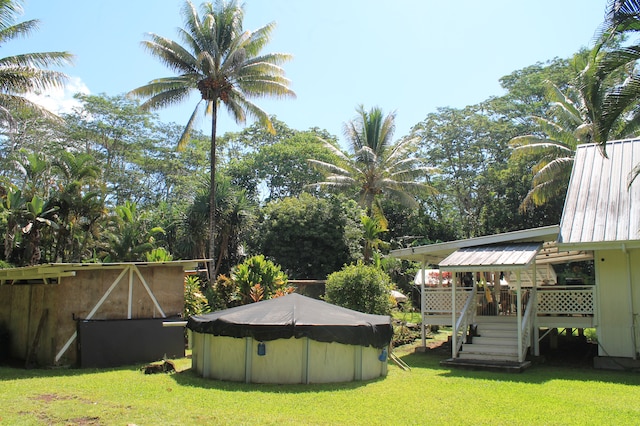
[4,335,639,390]
[0,355,175,378]
[170,367,386,392]
[0,358,382,391]
[395,337,640,386]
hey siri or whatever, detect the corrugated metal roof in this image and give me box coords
[439,242,542,272]
[559,140,640,246]
[390,225,559,263]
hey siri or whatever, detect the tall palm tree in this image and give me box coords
[129,0,294,278]
[50,151,103,262]
[512,29,640,208]
[0,0,73,127]
[576,40,640,151]
[567,0,640,154]
[308,105,432,217]
[599,0,640,185]
[509,83,585,210]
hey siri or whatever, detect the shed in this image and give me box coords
[0,261,202,367]
[187,293,392,384]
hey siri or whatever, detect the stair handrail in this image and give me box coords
[453,288,476,358]
[520,289,535,361]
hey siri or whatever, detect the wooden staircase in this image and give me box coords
[441,316,532,372]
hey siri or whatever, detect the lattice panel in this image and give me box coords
[537,289,594,314]
[424,289,472,313]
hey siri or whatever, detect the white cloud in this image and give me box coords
[24,76,90,115]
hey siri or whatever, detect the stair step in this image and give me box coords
[474,316,517,323]
[475,330,518,339]
[476,323,517,331]
[457,352,520,362]
[461,343,517,355]
[471,336,518,346]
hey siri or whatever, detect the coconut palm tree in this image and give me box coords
[129,0,294,278]
[0,0,73,127]
[599,0,640,186]
[509,82,585,210]
[308,105,432,217]
[575,40,640,150]
[512,33,640,208]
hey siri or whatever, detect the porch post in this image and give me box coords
[451,273,457,358]
[420,261,427,348]
[533,262,540,356]
[516,270,523,362]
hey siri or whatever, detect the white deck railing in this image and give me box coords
[536,286,594,315]
[422,286,594,318]
[423,287,473,314]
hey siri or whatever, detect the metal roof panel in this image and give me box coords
[559,140,640,245]
[439,243,542,272]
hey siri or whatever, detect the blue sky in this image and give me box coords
[9,0,607,145]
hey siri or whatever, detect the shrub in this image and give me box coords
[232,255,293,304]
[324,262,393,315]
[183,275,210,318]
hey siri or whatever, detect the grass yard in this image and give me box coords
[1,336,640,426]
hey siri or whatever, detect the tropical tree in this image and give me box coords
[509,83,584,209]
[412,105,517,238]
[512,0,640,197]
[49,151,104,262]
[228,132,340,202]
[598,0,640,185]
[309,105,432,217]
[572,42,640,149]
[230,254,291,304]
[361,213,389,265]
[0,0,73,127]
[0,186,57,266]
[102,200,165,262]
[256,193,363,279]
[129,0,295,278]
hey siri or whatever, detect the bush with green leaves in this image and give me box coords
[183,275,210,318]
[324,262,393,315]
[232,255,292,304]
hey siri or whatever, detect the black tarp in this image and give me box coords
[78,318,184,368]
[187,293,392,348]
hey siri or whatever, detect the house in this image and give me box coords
[0,260,202,367]
[390,139,640,370]
[558,139,640,369]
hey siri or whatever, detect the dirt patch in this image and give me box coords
[31,394,75,403]
[67,416,101,425]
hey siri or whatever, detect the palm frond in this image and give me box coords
[178,101,204,150]
[141,35,199,75]
[307,158,352,176]
[628,160,640,188]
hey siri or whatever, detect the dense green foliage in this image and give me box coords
[183,274,210,317]
[325,262,393,315]
[231,254,291,304]
[257,194,363,279]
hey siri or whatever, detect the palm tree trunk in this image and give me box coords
[208,101,218,281]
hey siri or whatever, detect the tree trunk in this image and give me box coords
[208,102,218,281]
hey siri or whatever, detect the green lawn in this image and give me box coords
[1,339,639,425]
